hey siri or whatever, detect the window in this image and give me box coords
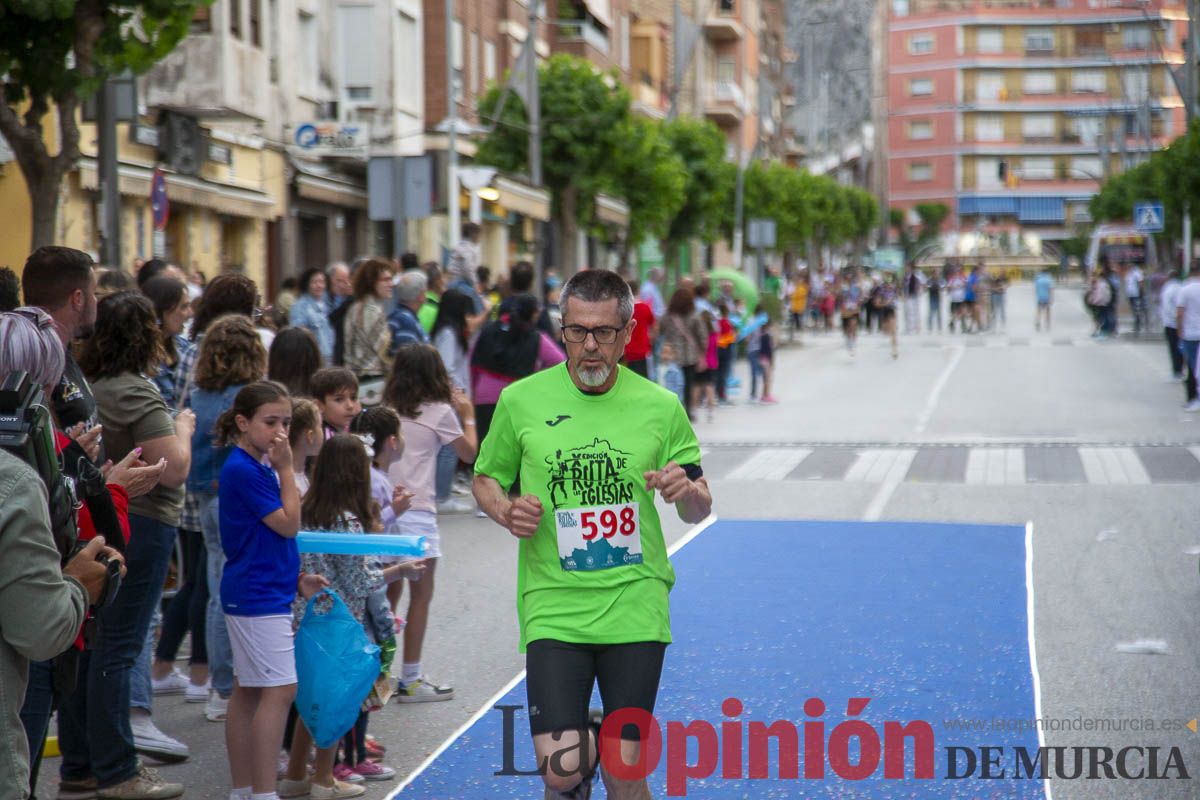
[340,5,375,103]
[977,27,1003,53]
[469,31,479,94]
[620,14,630,72]
[452,20,464,70]
[229,0,241,37]
[909,120,933,140]
[1071,69,1106,93]
[298,11,317,95]
[908,162,933,181]
[1070,156,1102,180]
[1024,26,1054,53]
[1068,116,1100,142]
[1023,71,1056,95]
[909,77,933,96]
[908,34,934,54]
[395,11,419,111]
[484,40,496,83]
[1075,25,1104,54]
[1122,24,1150,50]
[976,71,1005,101]
[250,0,261,47]
[893,0,909,16]
[1121,66,1150,100]
[977,157,1002,189]
[1022,156,1055,180]
[1021,113,1056,139]
[717,57,735,85]
[975,114,1004,141]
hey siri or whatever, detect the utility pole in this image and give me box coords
[445,0,460,256]
[1184,0,1197,274]
[98,78,121,270]
[527,0,544,287]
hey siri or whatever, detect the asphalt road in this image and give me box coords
[36,280,1200,799]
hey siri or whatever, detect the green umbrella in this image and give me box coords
[706,269,759,309]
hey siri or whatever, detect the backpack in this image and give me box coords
[470,298,542,379]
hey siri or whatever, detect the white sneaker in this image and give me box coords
[436,497,474,515]
[205,691,229,722]
[395,675,454,703]
[1186,400,1200,412]
[150,670,189,696]
[130,715,190,763]
[184,680,209,703]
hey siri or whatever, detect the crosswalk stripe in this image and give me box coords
[846,449,917,483]
[1078,447,1151,485]
[966,448,1026,485]
[725,448,812,481]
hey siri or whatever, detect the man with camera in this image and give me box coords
[0,448,126,800]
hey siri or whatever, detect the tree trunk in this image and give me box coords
[556,185,581,274]
[28,169,62,251]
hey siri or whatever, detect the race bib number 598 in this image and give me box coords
[555,502,642,572]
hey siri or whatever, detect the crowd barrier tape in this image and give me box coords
[296,531,427,557]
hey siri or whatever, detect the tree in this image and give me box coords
[659,117,734,278]
[914,202,949,249]
[608,116,686,270]
[0,0,208,251]
[476,54,631,273]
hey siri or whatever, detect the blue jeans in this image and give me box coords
[435,444,458,503]
[58,514,177,788]
[20,658,55,797]
[200,493,234,698]
[748,349,764,399]
[1183,340,1199,402]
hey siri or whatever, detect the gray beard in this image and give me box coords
[576,363,612,388]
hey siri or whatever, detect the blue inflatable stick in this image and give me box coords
[296,531,427,557]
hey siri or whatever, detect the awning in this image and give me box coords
[292,159,368,209]
[958,196,1017,216]
[78,159,276,220]
[582,0,612,28]
[595,193,629,227]
[494,176,551,221]
[1018,196,1065,223]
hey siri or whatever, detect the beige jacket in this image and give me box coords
[0,451,88,800]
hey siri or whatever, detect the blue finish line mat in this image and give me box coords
[394,519,1048,799]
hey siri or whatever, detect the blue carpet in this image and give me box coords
[397,519,1046,798]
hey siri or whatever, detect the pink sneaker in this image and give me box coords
[393,615,406,634]
[332,764,365,784]
[759,395,779,405]
[352,760,396,781]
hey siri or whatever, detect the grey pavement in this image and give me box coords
[36,280,1200,799]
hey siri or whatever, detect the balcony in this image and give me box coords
[704,81,745,126]
[703,4,744,41]
[556,15,611,60]
[142,33,269,122]
[632,77,667,119]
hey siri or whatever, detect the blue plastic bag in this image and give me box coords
[294,589,381,748]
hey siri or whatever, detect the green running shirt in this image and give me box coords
[474,363,702,651]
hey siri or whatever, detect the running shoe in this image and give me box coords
[436,497,474,514]
[57,777,98,800]
[309,781,364,800]
[184,680,210,703]
[351,761,395,781]
[331,764,364,784]
[150,670,189,696]
[95,764,183,800]
[1186,400,1200,412]
[395,675,454,703]
[205,690,229,722]
[130,716,189,763]
[759,395,779,405]
[277,778,310,799]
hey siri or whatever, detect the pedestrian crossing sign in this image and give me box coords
[1134,202,1164,233]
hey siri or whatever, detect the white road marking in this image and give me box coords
[1079,447,1150,485]
[966,448,1026,485]
[725,448,812,481]
[915,344,965,434]
[861,450,917,521]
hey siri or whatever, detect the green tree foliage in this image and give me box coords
[0,0,210,249]
[476,54,631,272]
[608,116,686,263]
[914,202,949,246]
[659,117,733,274]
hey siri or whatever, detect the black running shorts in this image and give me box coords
[525,639,667,741]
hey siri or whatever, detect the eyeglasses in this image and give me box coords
[562,324,622,344]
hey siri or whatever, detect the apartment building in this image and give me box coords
[887,0,1189,238]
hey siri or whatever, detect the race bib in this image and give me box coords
[555,502,642,572]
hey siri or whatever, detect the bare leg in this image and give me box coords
[225,682,260,790]
[386,581,404,615]
[249,685,296,792]
[403,558,438,664]
[534,728,595,796]
[285,716,312,782]
[600,739,654,800]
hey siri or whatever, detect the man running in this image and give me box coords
[473,269,712,799]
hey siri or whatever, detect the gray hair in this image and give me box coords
[0,307,65,388]
[560,270,634,324]
[396,269,428,303]
[326,261,350,278]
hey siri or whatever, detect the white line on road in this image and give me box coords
[914,344,965,434]
[1025,521,1054,800]
[861,450,917,521]
[726,448,812,480]
[1079,447,1150,485]
[965,448,1026,485]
